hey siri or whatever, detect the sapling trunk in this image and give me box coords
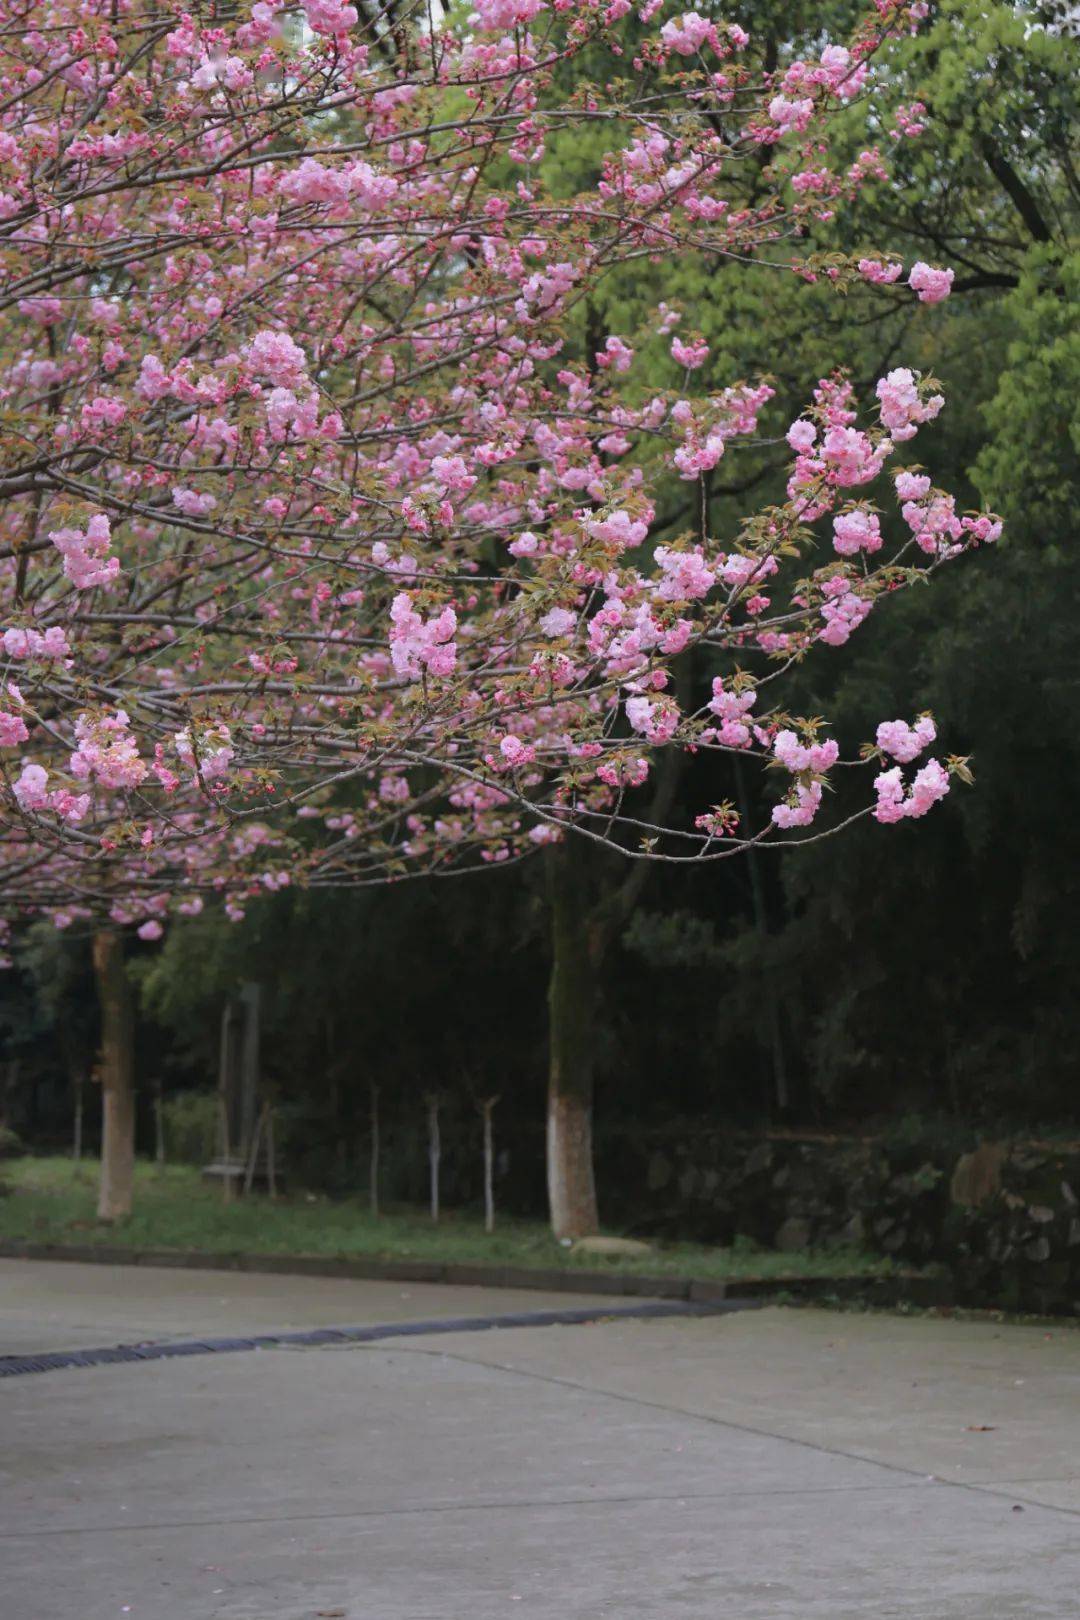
[427,1093,441,1223]
[72,1069,84,1163]
[369,1081,380,1217]
[546,841,600,1239]
[480,1095,499,1234]
[153,1077,165,1168]
[93,931,135,1222]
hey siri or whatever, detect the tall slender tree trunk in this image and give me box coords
[368,1081,380,1217]
[93,930,135,1221]
[546,839,600,1239]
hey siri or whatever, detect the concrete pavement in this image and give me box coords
[1,1258,1078,1619]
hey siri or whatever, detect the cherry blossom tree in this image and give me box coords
[0,0,1000,1228]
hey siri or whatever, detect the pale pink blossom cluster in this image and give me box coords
[819,579,873,647]
[174,723,235,782]
[2,626,70,660]
[873,758,950,822]
[497,734,537,769]
[172,486,218,517]
[49,515,119,590]
[772,781,823,828]
[671,336,709,369]
[587,510,650,551]
[857,257,903,285]
[12,763,90,823]
[70,710,147,790]
[773,730,840,774]
[908,261,954,303]
[389,594,458,680]
[243,329,308,387]
[707,679,756,747]
[875,367,943,441]
[769,95,815,133]
[832,507,882,556]
[596,755,650,789]
[0,684,28,749]
[891,101,927,138]
[473,0,547,29]
[653,546,716,601]
[304,0,359,36]
[876,714,936,763]
[625,695,680,744]
[660,11,720,55]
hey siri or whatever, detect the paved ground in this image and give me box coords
[1,1259,1078,1619]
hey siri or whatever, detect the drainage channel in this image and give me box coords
[0,1298,754,1379]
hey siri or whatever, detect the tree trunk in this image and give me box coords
[480,1096,499,1234]
[369,1082,380,1217]
[153,1076,165,1167]
[426,1094,441,1222]
[546,839,600,1239]
[93,930,135,1222]
[72,1068,84,1163]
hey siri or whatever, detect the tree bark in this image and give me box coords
[546,838,601,1239]
[72,1068,84,1162]
[93,930,135,1222]
[369,1081,380,1217]
[480,1096,499,1235]
[426,1093,441,1222]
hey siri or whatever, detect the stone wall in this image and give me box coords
[595,1126,1080,1315]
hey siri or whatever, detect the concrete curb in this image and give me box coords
[0,1239,952,1307]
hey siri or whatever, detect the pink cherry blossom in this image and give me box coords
[876,715,936,764]
[908,262,954,303]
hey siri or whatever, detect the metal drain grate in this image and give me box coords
[0,1299,751,1378]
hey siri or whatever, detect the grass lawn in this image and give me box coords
[0,1156,902,1282]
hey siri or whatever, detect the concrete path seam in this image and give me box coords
[0,1482,934,1543]
[401,1343,1080,1523]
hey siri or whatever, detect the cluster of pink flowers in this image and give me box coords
[653,546,716,601]
[596,755,650,789]
[769,95,815,133]
[70,711,147,790]
[0,684,28,749]
[892,101,927,138]
[876,714,936,762]
[819,579,873,647]
[875,367,944,441]
[659,12,721,55]
[873,758,950,822]
[389,594,458,680]
[908,262,954,303]
[625,695,680,744]
[243,329,309,388]
[858,257,903,285]
[773,730,840,774]
[706,679,756,747]
[473,0,546,29]
[587,510,650,551]
[49,515,119,590]
[772,781,823,828]
[832,507,882,556]
[2,626,70,660]
[496,734,537,769]
[304,0,359,37]
[671,336,709,369]
[12,763,89,823]
[174,724,235,783]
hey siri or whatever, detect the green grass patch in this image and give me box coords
[0,1156,901,1282]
